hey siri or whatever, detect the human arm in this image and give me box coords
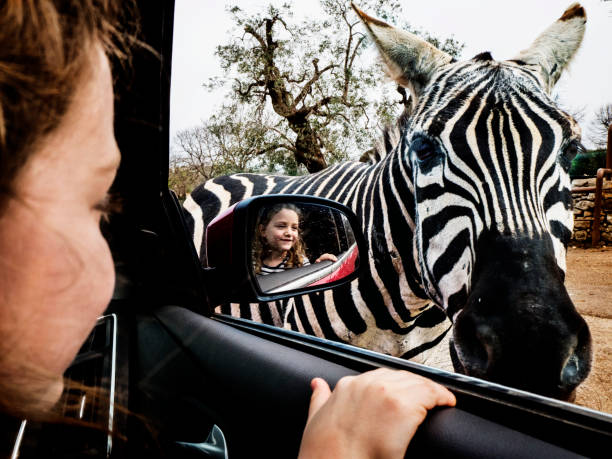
[298,368,456,459]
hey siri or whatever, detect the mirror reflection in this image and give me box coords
[171,0,612,417]
[252,203,358,293]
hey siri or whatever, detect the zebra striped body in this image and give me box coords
[184,3,592,399]
[185,153,453,364]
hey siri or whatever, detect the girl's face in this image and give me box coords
[262,209,300,255]
[0,46,119,412]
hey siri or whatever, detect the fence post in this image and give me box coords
[591,123,612,246]
[607,123,612,169]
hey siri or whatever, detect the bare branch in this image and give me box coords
[589,103,612,148]
[267,125,295,144]
[273,14,290,33]
[302,96,333,116]
[343,34,366,102]
[254,142,295,155]
[284,70,308,84]
[244,24,266,49]
[361,106,371,129]
[293,59,336,108]
[348,34,366,71]
[235,79,266,98]
[318,109,350,125]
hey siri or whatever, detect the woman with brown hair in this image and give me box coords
[0,1,454,456]
[0,0,130,420]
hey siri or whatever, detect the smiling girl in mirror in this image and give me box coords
[254,203,337,275]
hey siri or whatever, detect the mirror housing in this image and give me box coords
[204,195,365,306]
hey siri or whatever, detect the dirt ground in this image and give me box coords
[566,246,612,414]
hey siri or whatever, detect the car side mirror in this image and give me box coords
[204,195,365,306]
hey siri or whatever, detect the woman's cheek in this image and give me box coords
[83,225,115,312]
[63,223,114,326]
[49,227,114,374]
[0,217,115,408]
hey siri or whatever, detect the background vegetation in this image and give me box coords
[169,0,463,199]
[169,1,612,200]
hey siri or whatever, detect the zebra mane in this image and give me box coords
[359,107,412,164]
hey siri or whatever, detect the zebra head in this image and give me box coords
[355,3,591,399]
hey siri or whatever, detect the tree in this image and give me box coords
[170,102,311,198]
[173,103,292,183]
[207,0,463,173]
[170,104,275,199]
[168,156,203,202]
[589,103,612,149]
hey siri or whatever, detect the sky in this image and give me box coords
[170,0,612,149]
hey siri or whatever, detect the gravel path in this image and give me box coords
[566,246,612,414]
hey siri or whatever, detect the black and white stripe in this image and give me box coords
[183,4,592,396]
[183,129,453,359]
[183,59,577,363]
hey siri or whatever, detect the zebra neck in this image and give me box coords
[346,149,428,304]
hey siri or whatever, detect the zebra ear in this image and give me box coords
[512,3,586,93]
[351,3,453,102]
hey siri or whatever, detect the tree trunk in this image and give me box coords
[289,120,327,173]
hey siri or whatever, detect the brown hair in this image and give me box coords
[0,0,135,214]
[253,203,308,274]
[0,0,136,422]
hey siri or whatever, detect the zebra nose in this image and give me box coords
[474,324,499,374]
[559,323,591,394]
[453,314,500,378]
[560,354,580,387]
[453,300,592,400]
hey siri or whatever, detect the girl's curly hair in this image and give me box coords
[253,203,308,274]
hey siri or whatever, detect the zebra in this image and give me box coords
[183,2,591,400]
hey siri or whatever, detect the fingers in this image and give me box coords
[306,377,331,423]
[396,369,456,409]
[377,368,456,408]
[332,368,456,417]
[429,381,456,408]
[300,370,456,459]
[315,253,338,263]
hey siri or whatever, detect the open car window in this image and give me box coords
[169,0,612,427]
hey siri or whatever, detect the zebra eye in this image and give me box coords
[411,136,437,162]
[565,140,585,159]
[560,140,584,171]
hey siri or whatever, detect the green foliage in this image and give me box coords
[170,104,293,198]
[168,160,204,203]
[569,150,606,178]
